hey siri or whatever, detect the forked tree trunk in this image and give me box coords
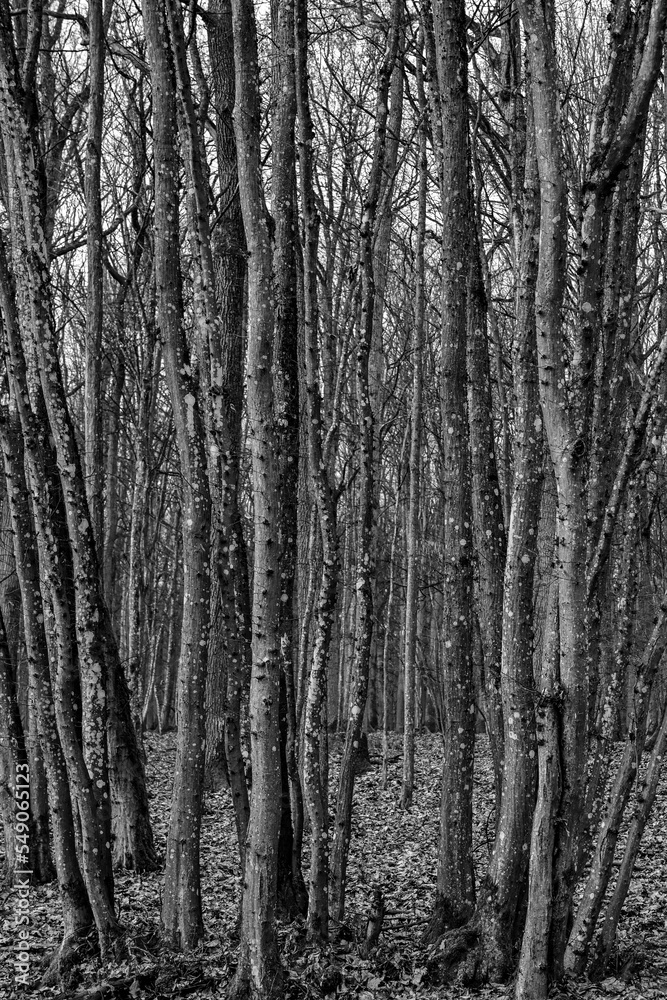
[517,2,591,985]
[476,90,542,981]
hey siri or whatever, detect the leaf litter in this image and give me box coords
[1,731,666,999]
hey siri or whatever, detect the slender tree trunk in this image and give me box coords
[207,0,251,870]
[515,567,560,1000]
[593,696,667,972]
[103,354,125,614]
[160,520,182,733]
[295,0,339,940]
[428,0,476,932]
[84,0,106,549]
[269,0,305,916]
[27,692,54,882]
[466,226,506,808]
[143,0,212,949]
[0,209,118,957]
[400,40,426,811]
[0,606,26,882]
[565,584,667,973]
[518,0,591,981]
[230,0,284,991]
[477,87,542,981]
[0,403,93,973]
[330,1,403,926]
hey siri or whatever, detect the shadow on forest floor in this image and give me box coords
[2,732,667,999]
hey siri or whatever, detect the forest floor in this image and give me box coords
[2,732,667,999]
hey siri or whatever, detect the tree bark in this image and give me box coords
[330,0,403,927]
[230,0,284,991]
[400,38,426,811]
[143,0,212,949]
[207,0,251,873]
[0,401,93,972]
[83,0,106,549]
[429,0,476,931]
[477,85,542,981]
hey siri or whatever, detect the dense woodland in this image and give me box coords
[1,0,667,997]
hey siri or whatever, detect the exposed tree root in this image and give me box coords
[425,921,482,985]
[422,890,522,987]
[41,927,98,987]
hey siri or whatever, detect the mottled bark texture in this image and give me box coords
[143,0,212,949]
[230,0,284,992]
[295,0,339,939]
[0,15,121,951]
[400,37,426,812]
[83,0,105,549]
[0,402,93,973]
[476,86,542,982]
[207,0,251,871]
[428,0,476,933]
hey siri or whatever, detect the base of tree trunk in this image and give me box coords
[352,732,373,776]
[424,921,481,985]
[423,891,520,988]
[112,825,160,874]
[423,892,475,944]
[422,893,511,988]
[203,739,230,793]
[41,927,98,986]
[229,962,284,1000]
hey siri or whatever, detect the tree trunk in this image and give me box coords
[565,584,667,973]
[330,0,403,926]
[295,0,340,939]
[230,0,284,991]
[0,400,93,971]
[429,0,476,932]
[593,694,667,973]
[269,0,305,917]
[515,567,560,1000]
[143,0,212,949]
[477,84,542,981]
[400,39,426,811]
[0,196,118,958]
[83,0,106,549]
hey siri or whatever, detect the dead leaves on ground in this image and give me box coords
[2,731,667,998]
